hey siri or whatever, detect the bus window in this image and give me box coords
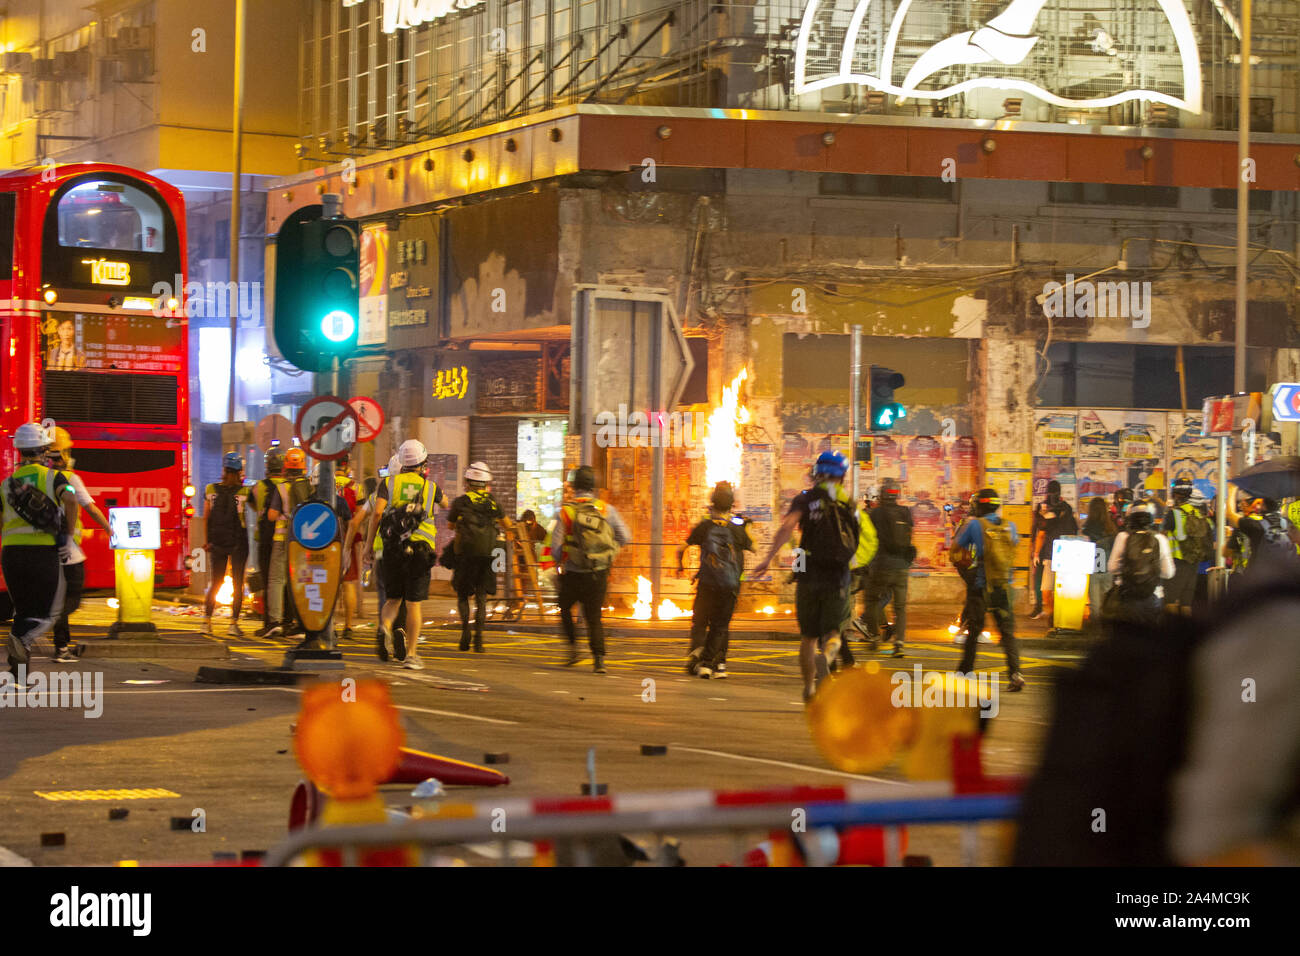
[56,180,166,253]
[0,192,14,274]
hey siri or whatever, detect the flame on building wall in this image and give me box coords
[703,368,751,489]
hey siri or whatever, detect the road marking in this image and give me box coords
[708,697,727,701]
[669,745,901,784]
[35,788,180,801]
[96,685,516,726]
[394,704,517,726]
[0,845,33,867]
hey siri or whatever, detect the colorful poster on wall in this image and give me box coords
[738,444,775,520]
[945,436,980,497]
[358,224,389,347]
[1076,459,1126,501]
[985,452,1031,506]
[1032,456,1077,508]
[1033,412,1077,457]
[1076,409,1166,462]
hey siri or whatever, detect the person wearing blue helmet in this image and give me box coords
[752,450,877,702]
[202,451,250,638]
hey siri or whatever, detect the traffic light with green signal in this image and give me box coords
[870,366,906,430]
[271,205,360,372]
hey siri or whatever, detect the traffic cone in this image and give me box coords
[383,747,510,787]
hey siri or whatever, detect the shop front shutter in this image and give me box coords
[469,417,518,519]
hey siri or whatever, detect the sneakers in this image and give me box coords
[200,618,215,636]
[52,648,77,664]
[1029,608,1045,620]
[377,628,392,662]
[685,648,703,676]
[890,644,905,658]
[593,655,607,675]
[403,653,425,670]
[258,624,283,639]
[391,628,407,662]
[1008,672,1027,692]
[226,622,244,638]
[713,663,728,680]
[697,665,713,679]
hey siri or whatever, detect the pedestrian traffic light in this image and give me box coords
[870,366,906,430]
[272,205,360,373]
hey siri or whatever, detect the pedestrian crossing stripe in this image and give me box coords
[34,788,181,802]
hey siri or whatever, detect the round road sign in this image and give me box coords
[348,396,385,443]
[295,395,359,462]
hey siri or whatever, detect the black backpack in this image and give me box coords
[1015,574,1300,865]
[1120,529,1161,599]
[4,475,63,536]
[454,494,498,558]
[697,519,742,591]
[873,502,916,562]
[1248,513,1300,576]
[800,487,858,572]
[379,478,430,555]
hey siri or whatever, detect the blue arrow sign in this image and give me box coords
[292,501,338,551]
[1272,383,1300,424]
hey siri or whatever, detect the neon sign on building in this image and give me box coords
[793,0,1203,114]
[343,0,484,33]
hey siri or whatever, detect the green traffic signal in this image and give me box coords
[869,367,906,431]
[271,207,360,372]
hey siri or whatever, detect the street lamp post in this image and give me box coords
[1233,0,1251,394]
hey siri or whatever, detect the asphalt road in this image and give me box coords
[0,600,1083,867]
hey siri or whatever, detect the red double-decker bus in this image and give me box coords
[0,163,191,592]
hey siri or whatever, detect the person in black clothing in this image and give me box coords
[202,452,250,638]
[447,461,504,653]
[1226,488,1300,577]
[1029,479,1076,618]
[859,478,914,657]
[678,482,753,680]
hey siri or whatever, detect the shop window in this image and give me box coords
[1210,189,1273,212]
[1047,182,1180,207]
[680,338,709,405]
[1038,343,1268,409]
[819,174,956,202]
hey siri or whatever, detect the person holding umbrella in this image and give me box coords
[1226,456,1300,577]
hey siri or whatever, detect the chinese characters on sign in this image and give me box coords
[477,357,540,414]
[433,366,470,401]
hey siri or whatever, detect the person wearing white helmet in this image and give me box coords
[343,456,401,639]
[2,423,79,681]
[447,461,503,653]
[44,431,112,663]
[363,440,447,668]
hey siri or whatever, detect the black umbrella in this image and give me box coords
[1229,456,1300,501]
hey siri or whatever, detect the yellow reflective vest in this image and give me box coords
[2,462,65,547]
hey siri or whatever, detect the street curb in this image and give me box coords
[195,665,313,685]
[78,639,230,660]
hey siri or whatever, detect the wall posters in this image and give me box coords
[1036,407,1257,507]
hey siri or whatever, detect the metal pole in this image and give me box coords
[850,326,862,503]
[1215,435,1229,568]
[1233,0,1252,394]
[226,0,246,428]
[650,303,664,618]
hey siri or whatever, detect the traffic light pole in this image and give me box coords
[850,326,862,503]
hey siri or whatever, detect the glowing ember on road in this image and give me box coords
[214,576,234,607]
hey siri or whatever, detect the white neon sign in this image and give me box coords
[794,0,1203,114]
[344,0,484,33]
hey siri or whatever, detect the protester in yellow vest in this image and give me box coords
[44,431,111,663]
[3,423,78,681]
[363,440,446,669]
[251,447,285,637]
